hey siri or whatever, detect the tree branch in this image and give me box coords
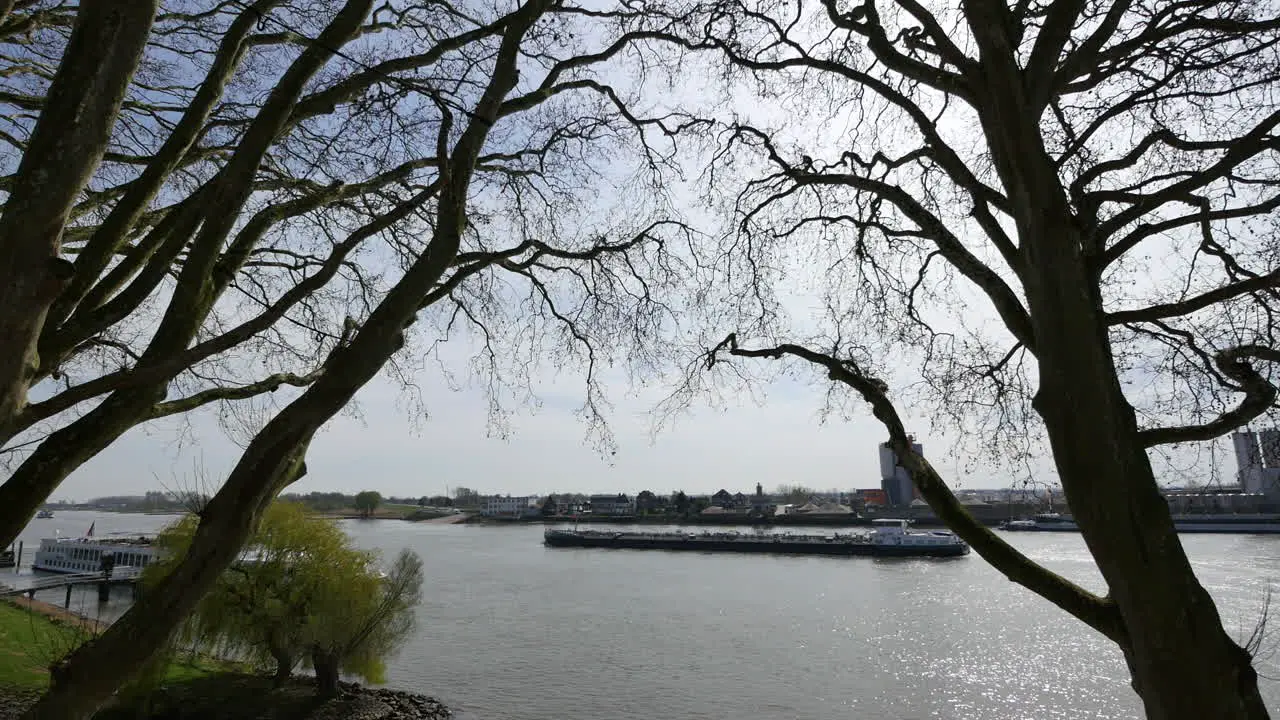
[1108,268,1280,325]
[705,333,1126,644]
[146,369,324,421]
[1137,344,1280,448]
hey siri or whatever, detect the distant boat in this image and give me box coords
[35,510,53,519]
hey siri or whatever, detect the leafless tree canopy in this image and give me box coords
[623,0,1280,717]
[640,0,1280,460]
[0,0,693,549]
[15,0,706,715]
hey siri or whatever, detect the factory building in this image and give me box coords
[879,435,924,507]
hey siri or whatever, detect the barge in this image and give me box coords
[544,519,970,558]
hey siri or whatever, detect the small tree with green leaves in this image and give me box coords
[146,502,419,692]
[305,549,423,695]
[353,491,382,518]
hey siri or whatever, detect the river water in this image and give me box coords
[9,512,1280,718]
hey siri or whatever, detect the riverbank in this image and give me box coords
[0,600,450,720]
[92,675,451,720]
[5,595,105,634]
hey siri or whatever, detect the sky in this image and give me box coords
[18,0,1265,504]
[53,357,1032,502]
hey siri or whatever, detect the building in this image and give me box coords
[481,495,540,518]
[749,483,775,514]
[711,489,736,508]
[855,488,889,508]
[879,435,924,507]
[1233,430,1280,497]
[589,493,634,515]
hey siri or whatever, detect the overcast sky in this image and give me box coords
[26,5,1258,504]
[51,352,1073,502]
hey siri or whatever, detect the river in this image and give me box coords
[9,512,1280,718]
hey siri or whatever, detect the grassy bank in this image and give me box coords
[0,600,82,690]
[0,600,231,693]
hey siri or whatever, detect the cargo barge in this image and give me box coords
[544,519,970,558]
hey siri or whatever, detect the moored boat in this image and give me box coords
[544,519,969,557]
[35,509,53,519]
[33,534,159,574]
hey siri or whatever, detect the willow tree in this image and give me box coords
[148,503,421,692]
[26,0,685,715]
[641,0,1280,717]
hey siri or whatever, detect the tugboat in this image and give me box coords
[35,509,53,519]
[544,519,969,558]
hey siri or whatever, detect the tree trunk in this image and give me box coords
[269,643,294,686]
[0,1,156,437]
[311,647,340,696]
[1022,224,1269,720]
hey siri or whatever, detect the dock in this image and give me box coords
[0,567,143,608]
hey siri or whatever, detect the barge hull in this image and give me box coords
[544,535,968,557]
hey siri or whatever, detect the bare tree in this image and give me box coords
[22,0,688,715]
[637,0,1280,717]
[0,0,686,555]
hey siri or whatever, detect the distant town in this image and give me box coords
[46,431,1274,527]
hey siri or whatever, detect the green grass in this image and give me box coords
[0,601,239,692]
[0,601,83,690]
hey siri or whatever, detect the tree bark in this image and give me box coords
[1022,223,1269,719]
[0,0,156,437]
[311,647,340,696]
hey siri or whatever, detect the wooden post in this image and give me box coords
[15,540,22,569]
[64,583,72,608]
[97,581,109,603]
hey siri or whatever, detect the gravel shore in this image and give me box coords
[0,689,37,720]
[312,683,452,720]
[3,678,451,720]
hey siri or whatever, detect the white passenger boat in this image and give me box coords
[33,531,159,574]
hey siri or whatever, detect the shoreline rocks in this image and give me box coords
[3,676,453,720]
[310,682,451,720]
[0,689,38,720]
